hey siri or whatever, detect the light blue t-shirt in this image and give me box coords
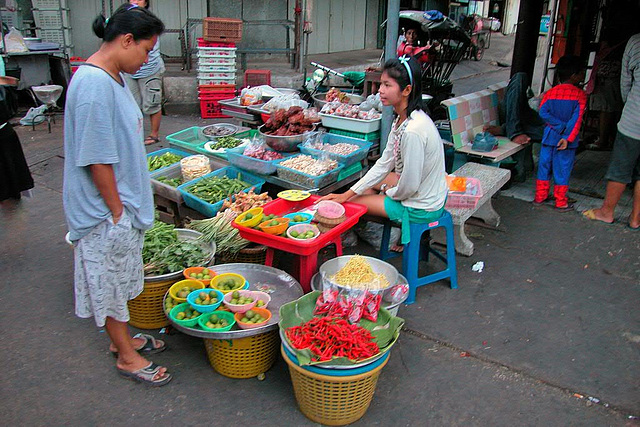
[63,65,154,241]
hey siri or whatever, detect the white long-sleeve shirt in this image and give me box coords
[351,109,447,212]
[618,33,640,139]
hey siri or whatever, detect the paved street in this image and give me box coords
[1,34,639,425]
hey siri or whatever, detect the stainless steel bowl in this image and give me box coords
[144,229,216,282]
[318,255,398,292]
[258,124,317,152]
[201,123,239,141]
[313,93,365,110]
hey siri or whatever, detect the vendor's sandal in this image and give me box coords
[117,362,172,387]
[144,135,160,145]
[627,218,640,230]
[111,333,167,357]
[582,209,614,224]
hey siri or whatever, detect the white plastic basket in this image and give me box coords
[197,64,236,72]
[197,46,237,55]
[319,113,381,133]
[198,57,237,67]
[198,77,237,86]
[33,10,69,28]
[197,71,236,79]
[32,0,68,8]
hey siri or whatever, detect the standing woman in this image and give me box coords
[321,56,448,249]
[63,5,171,386]
[123,0,165,145]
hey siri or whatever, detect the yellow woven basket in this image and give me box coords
[127,278,175,329]
[204,330,279,379]
[282,346,388,426]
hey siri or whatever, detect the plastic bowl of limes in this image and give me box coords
[258,217,290,235]
[183,266,216,286]
[234,307,272,330]
[283,212,313,225]
[234,207,264,228]
[287,223,320,242]
[210,273,247,295]
[223,289,259,313]
[252,291,271,309]
[198,310,236,332]
[169,279,206,303]
[187,288,223,313]
[169,302,204,327]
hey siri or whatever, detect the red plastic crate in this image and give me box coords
[244,69,271,87]
[199,98,231,119]
[198,84,236,95]
[203,17,243,43]
[197,37,236,48]
[198,92,236,102]
[231,195,367,256]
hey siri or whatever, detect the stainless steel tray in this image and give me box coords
[165,263,303,339]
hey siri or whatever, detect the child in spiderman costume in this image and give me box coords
[534,56,587,211]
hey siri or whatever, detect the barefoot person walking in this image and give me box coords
[63,4,171,386]
[583,33,640,229]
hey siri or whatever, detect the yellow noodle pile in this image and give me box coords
[331,255,390,290]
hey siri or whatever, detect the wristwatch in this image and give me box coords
[380,183,388,193]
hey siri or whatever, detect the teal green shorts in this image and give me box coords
[383,197,445,244]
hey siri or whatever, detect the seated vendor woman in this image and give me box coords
[321,56,448,250]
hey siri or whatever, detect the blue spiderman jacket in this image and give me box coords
[538,83,587,148]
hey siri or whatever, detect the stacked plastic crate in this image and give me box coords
[197,17,243,119]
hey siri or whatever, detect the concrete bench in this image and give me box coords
[441,86,526,167]
[362,163,510,257]
[440,162,511,256]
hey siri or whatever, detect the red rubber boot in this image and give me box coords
[533,180,550,205]
[553,185,573,212]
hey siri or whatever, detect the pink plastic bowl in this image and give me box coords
[252,291,272,309]
[316,200,345,219]
[222,290,259,313]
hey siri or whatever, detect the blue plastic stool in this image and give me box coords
[379,211,458,304]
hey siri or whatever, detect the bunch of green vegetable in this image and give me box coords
[188,210,249,256]
[156,175,183,187]
[187,175,249,204]
[208,136,243,150]
[143,221,178,265]
[148,152,183,171]
[145,241,209,275]
[142,221,211,276]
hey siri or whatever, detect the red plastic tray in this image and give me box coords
[232,195,366,256]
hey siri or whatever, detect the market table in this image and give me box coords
[166,263,304,378]
[232,195,368,292]
[168,140,367,195]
